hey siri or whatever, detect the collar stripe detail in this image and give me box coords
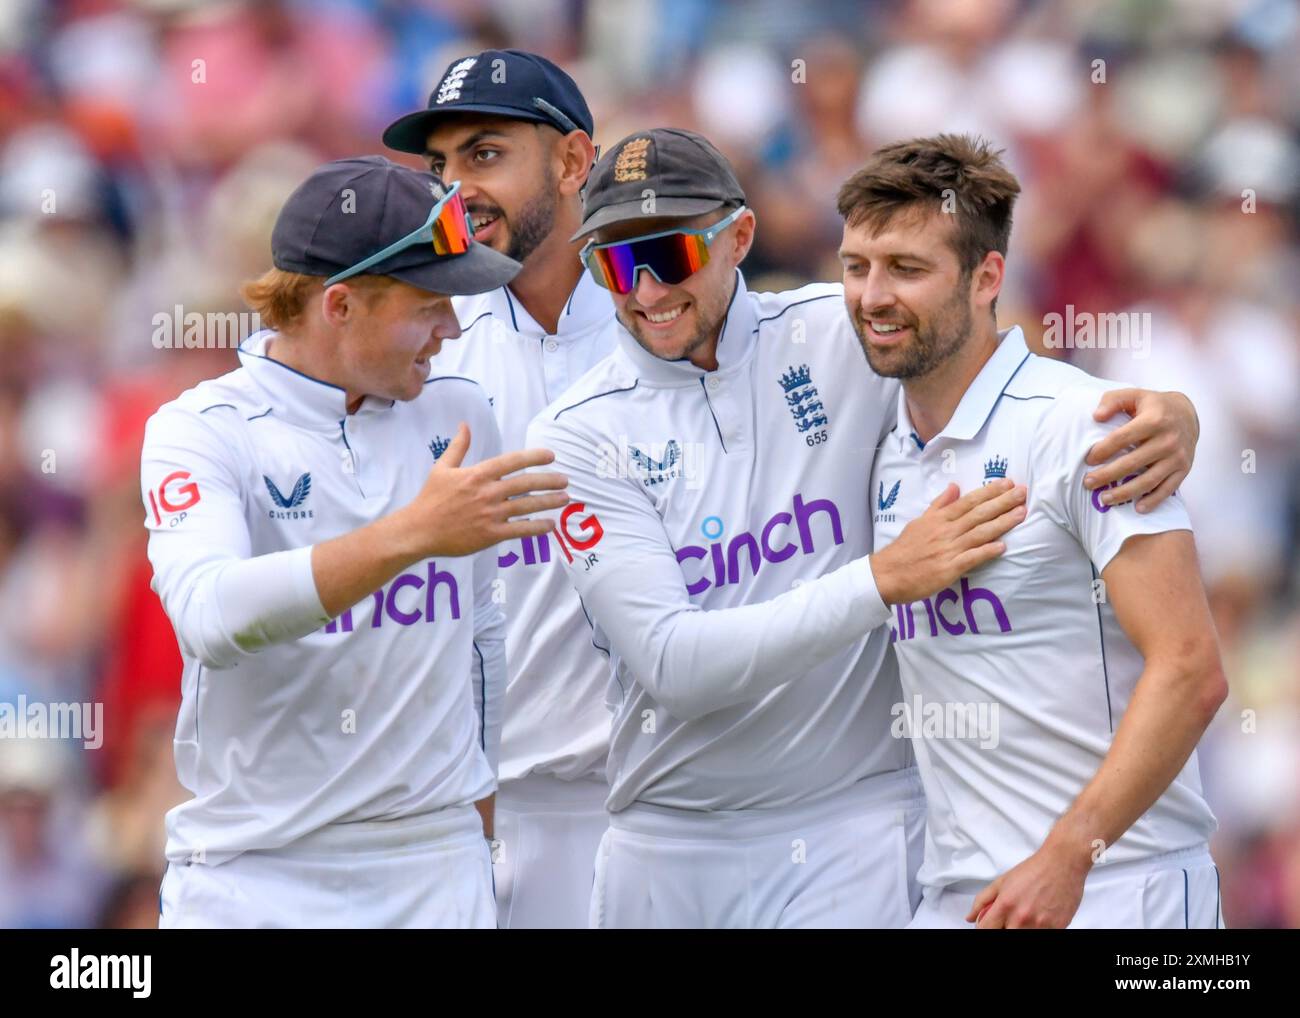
[554,380,639,421]
[752,292,840,330]
[502,286,519,331]
[239,343,347,393]
[459,310,493,334]
[699,376,728,453]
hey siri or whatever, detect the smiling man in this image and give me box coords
[842,135,1227,929]
[382,49,615,929]
[524,128,1205,928]
[143,156,569,928]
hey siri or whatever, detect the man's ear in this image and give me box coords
[973,251,1004,313]
[729,208,757,266]
[557,131,598,198]
[320,282,356,327]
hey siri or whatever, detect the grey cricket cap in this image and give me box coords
[571,128,746,241]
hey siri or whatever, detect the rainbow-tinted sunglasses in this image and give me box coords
[579,205,748,294]
[325,181,475,286]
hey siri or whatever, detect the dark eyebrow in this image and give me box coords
[837,248,936,265]
[423,130,510,160]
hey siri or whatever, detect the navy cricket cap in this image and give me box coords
[382,49,594,154]
[572,128,746,240]
[270,156,520,295]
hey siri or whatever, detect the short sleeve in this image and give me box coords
[1031,384,1193,574]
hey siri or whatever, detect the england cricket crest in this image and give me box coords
[779,364,830,436]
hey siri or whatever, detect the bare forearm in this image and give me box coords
[1047,655,1225,867]
[309,426,565,619]
[310,508,422,618]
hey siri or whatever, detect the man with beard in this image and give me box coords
[846,134,1226,928]
[382,49,613,928]
[525,128,1203,928]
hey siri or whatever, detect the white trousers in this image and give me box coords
[907,844,1223,929]
[492,773,609,929]
[590,768,927,929]
[159,805,495,929]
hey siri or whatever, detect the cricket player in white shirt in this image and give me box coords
[840,134,1227,928]
[143,156,569,928]
[383,49,615,928]
[526,129,1203,928]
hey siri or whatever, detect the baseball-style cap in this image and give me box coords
[382,49,594,154]
[571,128,746,240]
[271,156,520,295]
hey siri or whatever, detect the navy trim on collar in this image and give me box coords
[502,286,520,331]
[554,381,640,421]
[459,310,494,334]
[753,292,840,331]
[239,342,347,394]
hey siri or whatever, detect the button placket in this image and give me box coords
[541,336,567,401]
[338,417,366,497]
[707,373,750,450]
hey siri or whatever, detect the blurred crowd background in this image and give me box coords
[0,0,1296,929]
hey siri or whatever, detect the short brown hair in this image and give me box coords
[836,134,1021,278]
[239,269,394,331]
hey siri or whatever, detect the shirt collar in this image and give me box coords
[495,269,613,340]
[238,331,395,428]
[895,325,1031,450]
[614,268,758,385]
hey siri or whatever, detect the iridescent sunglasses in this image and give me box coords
[325,181,475,286]
[579,205,748,294]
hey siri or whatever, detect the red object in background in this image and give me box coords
[64,98,140,163]
[95,551,182,790]
[90,375,191,790]
[1021,128,1176,323]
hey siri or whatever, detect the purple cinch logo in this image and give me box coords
[675,494,844,595]
[498,533,553,569]
[1089,473,1141,514]
[891,577,1012,642]
[323,561,461,633]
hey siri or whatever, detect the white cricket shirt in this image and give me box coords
[526,270,914,813]
[871,327,1217,890]
[443,273,618,783]
[141,331,506,865]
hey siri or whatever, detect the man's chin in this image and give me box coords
[385,369,428,403]
[629,324,693,363]
[861,341,918,380]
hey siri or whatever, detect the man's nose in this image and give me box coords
[858,267,898,314]
[453,174,479,203]
[435,307,462,341]
[633,269,673,305]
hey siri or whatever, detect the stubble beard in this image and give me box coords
[853,284,974,381]
[505,164,559,265]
